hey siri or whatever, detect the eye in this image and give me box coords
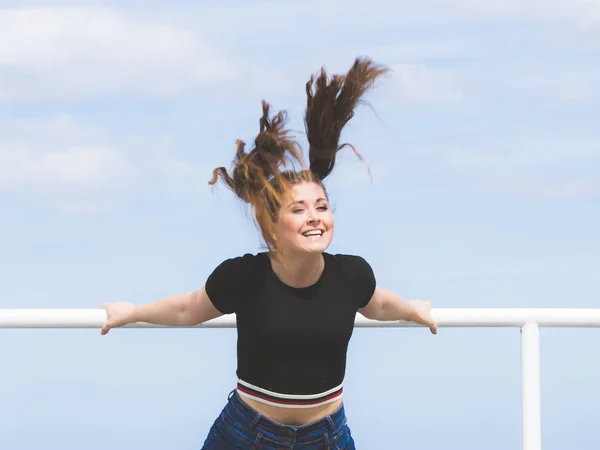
[317,205,329,211]
[293,209,304,214]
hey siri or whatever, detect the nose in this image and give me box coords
[306,208,320,224]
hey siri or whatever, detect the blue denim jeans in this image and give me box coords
[201,390,356,449]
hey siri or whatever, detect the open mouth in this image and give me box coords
[302,230,324,238]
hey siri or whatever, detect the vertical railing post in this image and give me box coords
[521,321,542,450]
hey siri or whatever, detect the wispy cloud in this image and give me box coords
[0,116,205,214]
[0,7,232,101]
[406,137,600,197]
[389,64,468,103]
[513,66,599,101]
[420,138,600,171]
[1,1,598,202]
[1,144,136,190]
[479,175,600,198]
[0,116,134,191]
[402,0,599,22]
[137,0,599,28]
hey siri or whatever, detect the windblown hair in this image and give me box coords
[209,57,388,258]
[305,57,388,180]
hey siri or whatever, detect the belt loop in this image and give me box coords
[227,389,236,401]
[326,415,335,431]
[250,412,262,428]
[323,431,330,449]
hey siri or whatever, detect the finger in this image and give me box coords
[430,323,438,335]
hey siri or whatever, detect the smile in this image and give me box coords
[302,230,324,237]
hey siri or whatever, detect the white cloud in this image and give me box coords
[389,64,468,103]
[144,151,211,191]
[2,2,596,105]
[423,139,600,171]
[143,0,600,33]
[403,137,600,197]
[0,7,232,101]
[146,0,599,30]
[0,116,204,213]
[0,144,135,190]
[6,1,600,41]
[0,116,138,201]
[456,172,600,198]
[499,64,599,101]
[366,40,483,62]
[1,2,597,201]
[403,0,599,22]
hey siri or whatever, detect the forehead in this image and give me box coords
[288,182,327,202]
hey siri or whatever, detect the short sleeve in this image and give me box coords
[205,254,256,314]
[341,255,376,309]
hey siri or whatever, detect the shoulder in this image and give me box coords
[205,252,268,314]
[206,252,268,288]
[325,253,376,309]
[325,252,373,274]
[213,252,266,271]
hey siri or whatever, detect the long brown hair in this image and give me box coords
[209,57,387,258]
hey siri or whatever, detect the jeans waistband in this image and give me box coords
[225,390,346,438]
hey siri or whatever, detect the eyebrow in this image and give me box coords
[288,198,328,207]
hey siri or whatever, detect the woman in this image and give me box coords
[101,57,437,449]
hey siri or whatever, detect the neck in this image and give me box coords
[269,252,324,288]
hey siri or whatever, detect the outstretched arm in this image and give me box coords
[101,286,224,335]
[359,288,437,334]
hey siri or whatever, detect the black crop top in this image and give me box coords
[205,252,376,408]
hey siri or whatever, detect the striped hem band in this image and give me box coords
[236,379,344,409]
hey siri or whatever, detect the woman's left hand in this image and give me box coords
[409,300,437,335]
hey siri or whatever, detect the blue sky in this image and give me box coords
[1,1,599,448]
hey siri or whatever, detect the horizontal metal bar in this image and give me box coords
[1,308,600,328]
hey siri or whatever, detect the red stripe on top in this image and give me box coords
[236,384,343,406]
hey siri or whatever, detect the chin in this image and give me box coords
[283,233,333,255]
[299,240,332,254]
[304,246,328,254]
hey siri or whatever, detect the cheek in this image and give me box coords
[325,213,334,228]
[278,217,302,239]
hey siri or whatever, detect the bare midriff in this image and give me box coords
[240,396,343,426]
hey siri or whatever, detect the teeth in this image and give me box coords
[303,230,322,237]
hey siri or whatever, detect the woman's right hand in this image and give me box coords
[101,301,136,335]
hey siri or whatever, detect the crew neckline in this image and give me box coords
[263,252,328,291]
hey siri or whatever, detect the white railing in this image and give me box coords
[2,307,600,450]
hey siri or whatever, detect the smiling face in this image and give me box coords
[272,181,334,256]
